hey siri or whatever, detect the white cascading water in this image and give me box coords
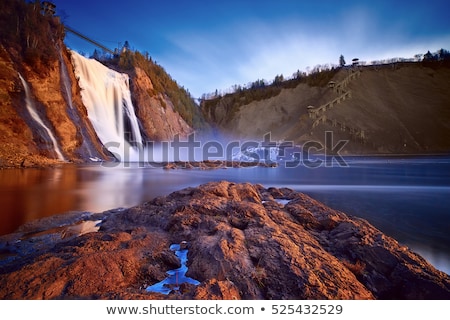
[70,51,144,162]
[58,49,100,161]
[18,73,65,161]
[59,50,74,110]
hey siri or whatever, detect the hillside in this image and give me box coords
[202,62,450,154]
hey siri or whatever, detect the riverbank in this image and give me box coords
[1,181,448,299]
[2,152,449,170]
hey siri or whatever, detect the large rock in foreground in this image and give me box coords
[0,181,449,299]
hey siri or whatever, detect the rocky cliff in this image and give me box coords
[202,63,450,154]
[1,181,448,299]
[0,43,110,167]
[130,67,192,141]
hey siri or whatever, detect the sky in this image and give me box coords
[53,0,450,99]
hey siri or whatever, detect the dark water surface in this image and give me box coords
[1,156,449,274]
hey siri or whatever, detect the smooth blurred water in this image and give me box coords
[0,155,449,274]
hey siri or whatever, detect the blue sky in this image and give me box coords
[54,0,450,98]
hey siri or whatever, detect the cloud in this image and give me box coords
[162,20,341,97]
[160,28,252,97]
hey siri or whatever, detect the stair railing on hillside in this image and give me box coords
[306,69,367,144]
[308,70,360,119]
[310,114,366,143]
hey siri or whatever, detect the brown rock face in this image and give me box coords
[0,181,449,299]
[0,44,111,167]
[131,67,193,142]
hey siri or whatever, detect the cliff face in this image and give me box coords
[0,44,111,167]
[1,181,448,299]
[131,67,193,141]
[202,64,450,154]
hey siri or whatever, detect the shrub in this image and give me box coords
[342,259,366,277]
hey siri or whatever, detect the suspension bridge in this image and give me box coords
[41,1,115,55]
[64,25,115,55]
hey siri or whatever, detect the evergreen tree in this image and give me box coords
[273,74,284,86]
[423,51,434,61]
[91,49,100,60]
[339,54,346,67]
[437,48,450,61]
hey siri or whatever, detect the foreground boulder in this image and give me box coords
[0,181,449,299]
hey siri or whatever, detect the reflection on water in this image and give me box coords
[0,165,198,235]
[0,156,449,274]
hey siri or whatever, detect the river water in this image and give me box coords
[1,155,449,274]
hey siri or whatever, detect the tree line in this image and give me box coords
[201,63,338,101]
[201,48,450,101]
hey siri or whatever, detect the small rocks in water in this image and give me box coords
[162,160,278,170]
[179,240,188,250]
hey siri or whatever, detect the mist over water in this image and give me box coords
[0,156,449,274]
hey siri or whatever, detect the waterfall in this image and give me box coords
[70,51,144,162]
[18,73,65,161]
[59,50,74,110]
[59,49,99,160]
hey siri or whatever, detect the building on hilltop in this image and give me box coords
[41,1,56,16]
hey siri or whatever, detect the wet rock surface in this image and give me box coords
[0,181,449,299]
